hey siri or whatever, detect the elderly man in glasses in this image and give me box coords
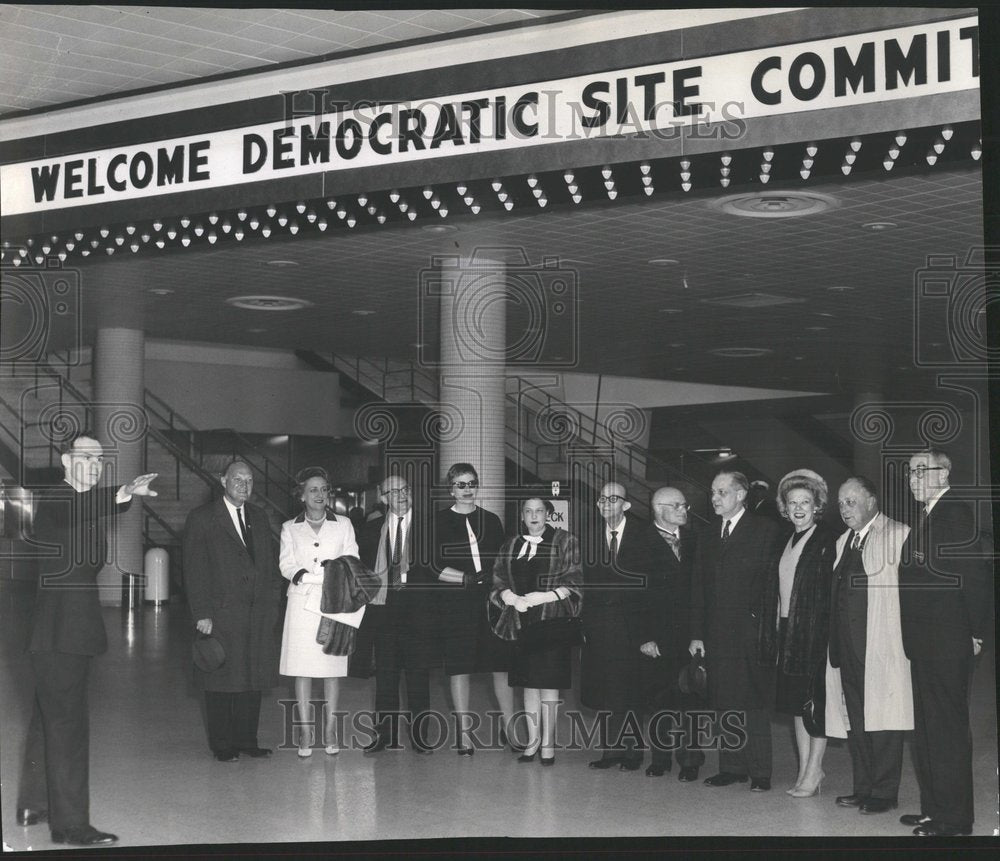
[897,449,992,837]
[580,481,655,771]
[638,487,707,782]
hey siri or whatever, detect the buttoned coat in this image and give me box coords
[183,497,281,692]
[824,512,913,737]
[580,514,653,712]
[691,510,782,710]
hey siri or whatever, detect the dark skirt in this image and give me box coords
[509,636,572,690]
[440,583,513,675]
[775,617,810,716]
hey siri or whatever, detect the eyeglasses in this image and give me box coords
[452,481,479,489]
[229,477,253,487]
[656,502,690,511]
[597,495,624,504]
[382,485,410,497]
[905,466,945,479]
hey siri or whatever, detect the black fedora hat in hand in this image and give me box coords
[678,653,708,699]
[192,633,226,673]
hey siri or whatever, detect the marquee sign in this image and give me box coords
[0,16,978,217]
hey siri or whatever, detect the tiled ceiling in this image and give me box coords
[0,5,571,115]
[4,163,983,399]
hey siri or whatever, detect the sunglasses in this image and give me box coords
[452,481,479,489]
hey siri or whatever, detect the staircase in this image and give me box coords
[306,351,711,524]
[0,353,293,555]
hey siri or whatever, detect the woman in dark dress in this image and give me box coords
[490,497,582,764]
[433,462,514,754]
[758,469,836,797]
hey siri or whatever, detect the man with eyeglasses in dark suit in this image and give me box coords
[639,486,706,782]
[897,449,992,837]
[356,474,436,754]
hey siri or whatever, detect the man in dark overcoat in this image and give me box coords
[354,474,438,753]
[639,486,706,781]
[690,470,782,791]
[580,481,653,770]
[17,431,157,846]
[897,448,992,837]
[183,460,281,762]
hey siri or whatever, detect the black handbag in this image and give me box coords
[518,616,584,652]
[802,657,827,738]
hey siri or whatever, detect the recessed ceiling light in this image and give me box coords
[712,191,839,218]
[862,221,897,231]
[659,308,683,314]
[805,325,827,331]
[421,224,457,233]
[149,288,173,295]
[826,285,854,292]
[410,342,425,348]
[352,309,375,316]
[265,259,298,267]
[227,295,313,311]
[648,258,680,265]
[247,327,267,333]
[815,312,836,317]
[793,356,805,360]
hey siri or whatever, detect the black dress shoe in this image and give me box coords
[750,777,771,792]
[646,764,668,777]
[588,756,621,769]
[678,766,700,782]
[457,745,475,756]
[16,807,47,826]
[50,825,118,846]
[518,749,538,763]
[859,797,898,814]
[214,750,239,762]
[237,747,272,758]
[835,794,865,807]
[619,760,642,772]
[540,755,555,766]
[913,821,971,837]
[900,813,932,826]
[704,772,748,787]
[410,738,433,755]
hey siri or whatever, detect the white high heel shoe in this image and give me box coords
[298,727,314,758]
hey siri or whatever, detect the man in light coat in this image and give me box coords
[825,476,912,815]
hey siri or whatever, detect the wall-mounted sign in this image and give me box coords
[0,16,978,216]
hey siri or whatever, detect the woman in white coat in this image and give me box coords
[279,467,359,756]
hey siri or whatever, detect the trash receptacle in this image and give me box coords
[144,547,169,605]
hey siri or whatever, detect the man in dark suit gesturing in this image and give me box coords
[898,448,992,837]
[639,486,706,782]
[355,474,437,754]
[183,460,281,762]
[17,431,157,846]
[690,470,782,792]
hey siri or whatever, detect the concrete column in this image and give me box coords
[437,253,506,523]
[94,327,145,605]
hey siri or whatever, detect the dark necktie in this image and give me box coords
[389,516,403,586]
[609,530,618,563]
[850,530,861,551]
[661,529,681,561]
[237,507,254,562]
[721,520,731,542]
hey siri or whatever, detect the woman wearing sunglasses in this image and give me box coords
[433,462,515,754]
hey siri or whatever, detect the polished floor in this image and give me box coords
[1,579,996,850]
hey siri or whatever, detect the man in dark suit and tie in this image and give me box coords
[581,481,653,771]
[897,449,992,837]
[639,486,706,782]
[690,470,782,792]
[17,431,157,846]
[356,474,436,754]
[183,460,281,762]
